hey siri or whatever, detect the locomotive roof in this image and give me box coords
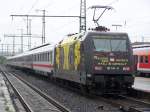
[7,43,55,59]
[87,31,128,35]
[58,31,128,46]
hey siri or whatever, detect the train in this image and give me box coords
[7,29,134,94]
[133,44,150,77]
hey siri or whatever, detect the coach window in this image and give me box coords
[45,53,47,61]
[39,54,40,61]
[41,54,42,61]
[46,53,48,61]
[36,55,37,61]
[38,54,39,61]
[43,53,45,61]
[41,54,43,61]
[47,53,49,61]
[50,52,52,63]
[140,56,144,63]
[145,56,148,63]
[44,53,46,61]
[38,54,40,61]
[34,55,35,61]
[42,53,44,61]
[40,54,42,61]
[42,54,44,61]
[36,54,38,61]
[34,55,36,61]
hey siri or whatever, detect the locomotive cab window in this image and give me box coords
[92,35,127,52]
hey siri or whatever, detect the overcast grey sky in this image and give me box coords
[0,0,150,51]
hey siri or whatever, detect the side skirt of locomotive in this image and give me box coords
[89,74,134,95]
[53,70,134,95]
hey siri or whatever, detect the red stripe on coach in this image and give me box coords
[32,64,53,68]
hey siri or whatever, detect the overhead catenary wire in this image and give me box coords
[27,0,39,14]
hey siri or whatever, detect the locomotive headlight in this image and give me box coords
[94,66,102,70]
[87,74,92,77]
[123,67,130,71]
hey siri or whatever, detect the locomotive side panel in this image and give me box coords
[54,37,87,84]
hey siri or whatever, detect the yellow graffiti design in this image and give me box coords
[74,41,81,70]
[63,45,69,70]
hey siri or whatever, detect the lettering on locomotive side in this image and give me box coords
[116,59,128,62]
[95,56,128,66]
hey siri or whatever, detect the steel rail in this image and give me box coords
[119,95,150,112]
[11,72,71,112]
[97,95,150,112]
[1,71,33,112]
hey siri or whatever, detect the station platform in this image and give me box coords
[0,73,16,112]
[133,77,150,93]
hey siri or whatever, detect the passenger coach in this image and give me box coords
[133,46,150,76]
[7,44,54,76]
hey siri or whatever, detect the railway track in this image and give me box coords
[97,94,150,112]
[12,71,150,112]
[119,95,150,112]
[2,66,150,112]
[1,71,70,112]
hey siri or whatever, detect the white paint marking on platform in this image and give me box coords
[0,73,16,112]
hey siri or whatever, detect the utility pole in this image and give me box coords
[0,44,29,56]
[28,19,32,49]
[11,0,87,41]
[26,16,29,34]
[80,0,86,32]
[4,35,16,55]
[4,34,41,53]
[18,29,24,52]
[36,9,46,44]
[11,14,80,44]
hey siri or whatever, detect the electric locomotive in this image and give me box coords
[54,29,134,94]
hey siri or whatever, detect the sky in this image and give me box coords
[0,0,150,52]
